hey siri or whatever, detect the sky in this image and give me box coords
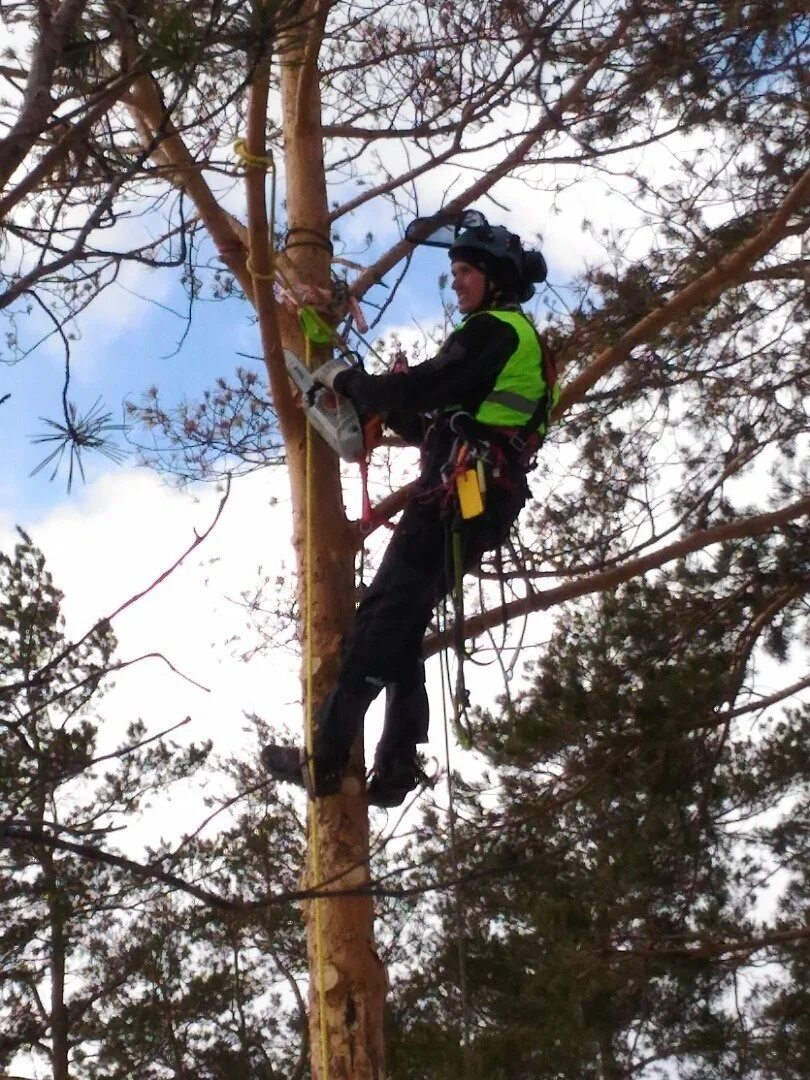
[4,53,799,860]
[0,0,749,711]
[0,148,643,511]
[0,187,575,863]
[0,29,764,847]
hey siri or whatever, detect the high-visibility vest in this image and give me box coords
[460,309,558,437]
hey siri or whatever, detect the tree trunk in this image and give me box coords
[265,6,387,1076]
[42,848,70,1080]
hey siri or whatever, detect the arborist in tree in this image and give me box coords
[263,210,557,807]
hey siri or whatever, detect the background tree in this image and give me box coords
[2,1,809,1076]
[0,531,200,1077]
[382,540,810,1079]
[80,752,310,1080]
[0,530,314,1079]
[746,826,810,1080]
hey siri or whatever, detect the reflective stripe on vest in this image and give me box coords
[468,310,551,433]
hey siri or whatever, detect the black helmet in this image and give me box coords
[405,208,547,301]
[448,211,547,302]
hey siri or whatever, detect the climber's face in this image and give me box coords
[451,260,487,314]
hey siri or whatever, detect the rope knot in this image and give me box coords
[233,138,274,171]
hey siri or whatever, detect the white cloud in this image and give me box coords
[8,467,300,761]
[3,458,543,817]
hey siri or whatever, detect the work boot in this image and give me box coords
[366,753,427,808]
[260,745,343,798]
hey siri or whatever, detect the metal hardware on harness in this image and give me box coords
[448,411,484,444]
[284,349,366,462]
[449,411,471,435]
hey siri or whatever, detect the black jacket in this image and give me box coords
[335,310,527,487]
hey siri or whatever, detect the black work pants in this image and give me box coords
[313,479,526,770]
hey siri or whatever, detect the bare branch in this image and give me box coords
[351,3,637,299]
[722,675,810,722]
[425,496,810,655]
[0,0,90,190]
[609,926,810,962]
[124,73,252,295]
[0,481,230,700]
[558,165,810,414]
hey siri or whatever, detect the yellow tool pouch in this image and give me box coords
[455,466,485,519]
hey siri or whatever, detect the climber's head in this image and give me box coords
[449,258,489,314]
[448,211,547,311]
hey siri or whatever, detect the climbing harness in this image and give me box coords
[450,442,486,521]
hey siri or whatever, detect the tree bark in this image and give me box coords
[0,0,90,191]
[267,4,386,1076]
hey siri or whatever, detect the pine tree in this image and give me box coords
[0,531,211,1078]
[385,542,810,1078]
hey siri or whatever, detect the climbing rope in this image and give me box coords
[443,520,474,749]
[438,622,474,1080]
[233,137,272,172]
[285,225,335,254]
[236,135,331,1080]
[234,137,380,375]
[233,139,278,288]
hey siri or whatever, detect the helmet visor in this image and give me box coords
[405,209,493,249]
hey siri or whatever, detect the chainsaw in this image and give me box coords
[284,349,367,462]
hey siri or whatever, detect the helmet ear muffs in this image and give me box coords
[523,250,547,284]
